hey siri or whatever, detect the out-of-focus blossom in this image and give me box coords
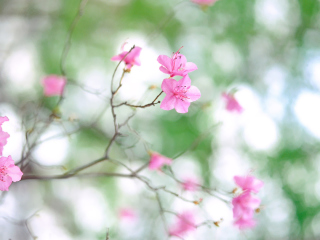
[157,47,197,77]
[149,152,172,171]
[169,211,196,237]
[191,0,218,7]
[119,208,137,222]
[111,46,142,70]
[0,116,10,156]
[182,177,199,191]
[42,75,67,97]
[160,76,201,113]
[0,155,23,191]
[222,92,243,113]
[234,175,264,194]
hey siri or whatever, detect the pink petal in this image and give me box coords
[174,100,190,113]
[149,152,172,170]
[186,86,201,102]
[185,62,198,72]
[157,55,172,72]
[161,78,177,94]
[177,75,191,87]
[234,175,264,194]
[0,116,9,126]
[160,95,176,111]
[0,131,10,156]
[0,175,12,191]
[159,66,170,75]
[7,165,23,182]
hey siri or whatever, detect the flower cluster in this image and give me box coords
[232,175,263,228]
[222,92,243,113]
[42,75,67,97]
[158,47,201,113]
[169,211,196,237]
[111,45,142,70]
[0,117,23,191]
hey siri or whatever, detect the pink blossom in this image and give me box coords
[182,177,199,191]
[149,152,172,171]
[169,211,196,237]
[222,92,243,113]
[232,192,260,229]
[0,116,10,156]
[157,47,198,77]
[111,46,142,70]
[192,0,218,6]
[0,155,23,191]
[234,175,264,194]
[42,75,67,97]
[119,208,137,221]
[160,76,201,113]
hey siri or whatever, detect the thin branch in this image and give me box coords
[116,91,163,109]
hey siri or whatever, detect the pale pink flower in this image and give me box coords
[222,92,243,113]
[111,46,142,70]
[232,192,260,229]
[0,116,10,156]
[234,175,264,194]
[157,47,198,77]
[149,152,172,171]
[119,208,137,221]
[0,155,23,191]
[192,0,218,6]
[42,75,67,97]
[160,76,201,113]
[182,177,199,191]
[169,211,196,237]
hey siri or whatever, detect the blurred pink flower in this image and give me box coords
[0,116,10,156]
[157,47,198,77]
[232,192,260,229]
[160,76,201,113]
[111,46,142,70]
[149,152,172,171]
[119,208,137,221]
[234,175,264,194]
[0,155,23,191]
[192,0,218,6]
[169,211,196,237]
[182,177,199,191]
[222,92,243,113]
[42,75,67,97]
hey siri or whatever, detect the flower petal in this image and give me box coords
[160,95,176,111]
[159,66,170,75]
[0,175,12,191]
[7,165,23,182]
[175,100,190,113]
[185,62,198,72]
[157,55,172,72]
[177,75,191,87]
[161,78,177,94]
[187,86,201,102]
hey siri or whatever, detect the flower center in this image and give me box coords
[174,86,190,101]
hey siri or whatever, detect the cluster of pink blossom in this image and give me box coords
[232,175,264,228]
[111,44,142,71]
[0,117,23,191]
[191,0,218,7]
[42,75,67,97]
[158,47,201,113]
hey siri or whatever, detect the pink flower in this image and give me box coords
[222,92,243,113]
[0,155,23,191]
[119,208,137,221]
[111,46,142,70]
[160,76,201,113]
[232,192,260,229]
[234,175,264,194]
[0,117,10,156]
[182,177,199,191]
[157,47,198,77]
[169,211,196,237]
[149,152,172,171]
[191,0,218,6]
[42,75,67,97]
